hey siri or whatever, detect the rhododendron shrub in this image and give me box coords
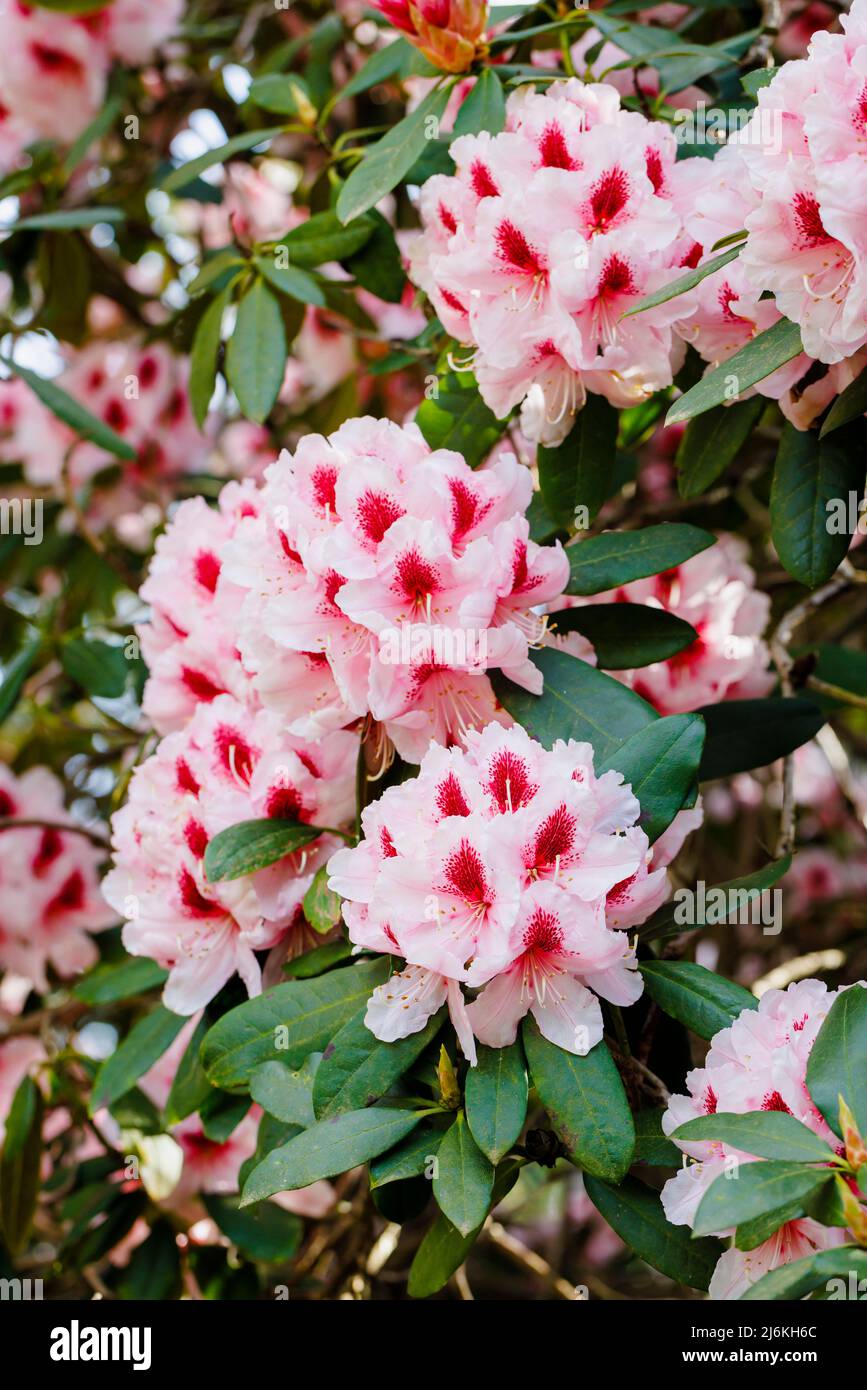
[2,0,867,1319]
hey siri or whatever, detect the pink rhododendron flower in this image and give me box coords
[328,723,676,1063]
[138,481,263,734]
[0,766,114,989]
[661,979,862,1299]
[408,78,699,444]
[555,533,773,715]
[226,416,570,761]
[0,0,183,168]
[102,695,356,1013]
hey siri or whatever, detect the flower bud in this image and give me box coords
[372,0,488,74]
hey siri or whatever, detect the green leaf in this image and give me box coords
[676,397,766,499]
[90,1006,187,1115]
[538,397,619,527]
[199,1091,250,1144]
[415,370,503,469]
[204,818,322,882]
[114,1220,180,1301]
[225,279,287,423]
[522,1020,634,1181]
[201,957,389,1090]
[0,1077,44,1256]
[275,210,374,268]
[241,1107,423,1201]
[283,940,353,978]
[312,1006,444,1119]
[0,635,40,724]
[186,249,245,297]
[340,36,423,101]
[73,957,168,1006]
[370,1126,442,1188]
[741,1245,867,1300]
[741,66,779,95]
[639,961,757,1041]
[771,420,867,588]
[189,287,229,428]
[203,1195,302,1261]
[60,636,129,698]
[584,1175,723,1290]
[451,68,506,137]
[1,356,136,460]
[493,648,657,763]
[250,1058,318,1128]
[634,1108,681,1166]
[302,865,342,934]
[673,1111,836,1163]
[256,257,326,307]
[565,523,715,595]
[624,245,742,318]
[162,128,283,194]
[666,318,803,426]
[247,73,311,115]
[407,1160,521,1297]
[10,207,124,232]
[548,604,698,670]
[343,209,406,303]
[465,1041,528,1165]
[599,713,705,843]
[820,363,867,437]
[693,1160,831,1237]
[699,698,824,780]
[337,84,452,224]
[164,1014,211,1125]
[640,856,792,943]
[432,1112,494,1236]
[62,95,123,176]
[735,1197,811,1250]
[806,985,867,1139]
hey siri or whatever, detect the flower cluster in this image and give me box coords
[328,723,671,1064]
[0,765,113,990]
[0,0,183,168]
[554,533,774,715]
[102,695,356,1014]
[408,78,696,444]
[0,340,209,507]
[220,416,570,762]
[661,979,861,1299]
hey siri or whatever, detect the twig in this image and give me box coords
[0,816,108,847]
[485,1221,577,1300]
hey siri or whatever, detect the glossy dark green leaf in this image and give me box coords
[302,865,342,934]
[407,1160,521,1298]
[344,209,406,303]
[634,1108,681,1166]
[275,210,374,268]
[565,523,715,595]
[698,698,824,780]
[806,985,867,1138]
[312,1006,444,1119]
[0,635,40,724]
[639,961,757,1041]
[203,1194,302,1261]
[741,1246,867,1300]
[201,957,390,1090]
[416,370,503,468]
[599,713,705,842]
[225,280,287,423]
[693,1160,830,1237]
[60,637,129,698]
[548,604,697,670]
[522,1020,634,1181]
[771,420,867,588]
[673,1111,836,1162]
[538,397,618,527]
[369,1126,442,1189]
[90,1006,187,1114]
[0,1076,43,1256]
[189,287,230,428]
[451,68,506,137]
[74,957,168,1006]
[676,396,765,499]
[283,940,354,978]
[820,363,867,437]
[337,85,452,224]
[432,1112,494,1236]
[640,856,792,942]
[114,1220,180,1300]
[492,648,657,762]
[465,1041,527,1165]
[164,1013,211,1125]
[250,1057,319,1128]
[256,257,326,307]
[585,1175,723,1290]
[204,818,322,882]
[666,318,803,425]
[241,1107,423,1201]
